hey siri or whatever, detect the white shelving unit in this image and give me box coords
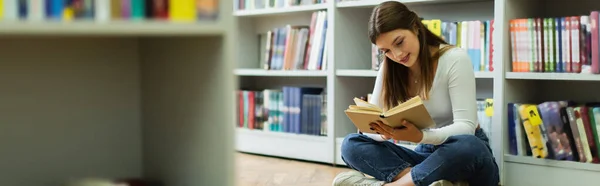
[233,0,600,185]
[0,1,236,186]
[498,0,600,185]
[232,0,495,169]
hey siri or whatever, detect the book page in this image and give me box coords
[353,97,382,111]
[385,96,422,116]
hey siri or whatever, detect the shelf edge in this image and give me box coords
[504,155,600,172]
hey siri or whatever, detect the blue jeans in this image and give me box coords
[340,128,499,186]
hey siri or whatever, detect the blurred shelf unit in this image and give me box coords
[0,1,235,186]
[0,21,225,36]
[0,0,223,36]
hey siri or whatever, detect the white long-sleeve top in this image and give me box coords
[364,45,479,145]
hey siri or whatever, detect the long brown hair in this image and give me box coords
[369,1,451,110]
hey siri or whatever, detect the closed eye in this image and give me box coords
[396,39,404,46]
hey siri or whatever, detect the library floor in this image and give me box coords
[235,152,351,186]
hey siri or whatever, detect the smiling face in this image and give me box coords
[375,28,420,68]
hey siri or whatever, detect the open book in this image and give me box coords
[344,96,435,134]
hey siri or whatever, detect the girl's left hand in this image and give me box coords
[369,120,423,143]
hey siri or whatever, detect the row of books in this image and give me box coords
[371,19,495,72]
[259,11,328,71]
[507,101,600,164]
[0,0,218,22]
[509,12,600,73]
[236,87,327,136]
[235,0,326,11]
[354,94,494,146]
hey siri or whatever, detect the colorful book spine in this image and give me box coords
[510,11,600,73]
[95,0,110,22]
[130,0,144,20]
[121,0,130,18]
[169,0,195,21]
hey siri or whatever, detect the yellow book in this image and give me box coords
[170,0,196,22]
[518,104,548,159]
[63,7,75,21]
[344,96,435,134]
[428,19,442,36]
[0,0,3,20]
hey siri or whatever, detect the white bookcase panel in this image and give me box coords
[236,128,332,163]
[504,155,600,186]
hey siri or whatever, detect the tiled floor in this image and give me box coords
[235,152,352,186]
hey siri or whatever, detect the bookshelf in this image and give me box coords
[0,1,235,186]
[232,0,496,173]
[499,0,600,185]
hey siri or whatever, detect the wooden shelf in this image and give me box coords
[236,128,332,163]
[505,72,600,81]
[234,69,328,77]
[0,20,225,36]
[234,4,328,17]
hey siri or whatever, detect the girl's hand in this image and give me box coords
[369,120,423,143]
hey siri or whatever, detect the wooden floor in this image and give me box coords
[235,152,352,186]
